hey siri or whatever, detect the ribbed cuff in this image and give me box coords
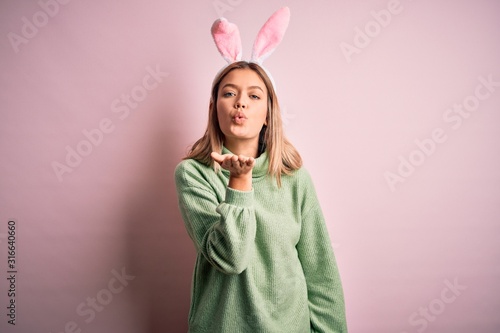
[224,187,254,208]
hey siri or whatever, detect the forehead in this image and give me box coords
[220,68,267,92]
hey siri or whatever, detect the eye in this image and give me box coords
[250,94,261,100]
[223,91,235,97]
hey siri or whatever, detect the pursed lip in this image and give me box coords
[232,111,247,124]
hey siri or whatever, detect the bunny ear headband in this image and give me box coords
[211,7,291,88]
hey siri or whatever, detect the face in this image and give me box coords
[216,68,268,148]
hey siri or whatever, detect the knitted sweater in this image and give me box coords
[174,148,347,333]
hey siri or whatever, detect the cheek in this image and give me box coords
[216,103,228,123]
[217,98,230,114]
[257,103,268,123]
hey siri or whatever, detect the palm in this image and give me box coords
[211,152,255,176]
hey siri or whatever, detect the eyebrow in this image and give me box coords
[221,83,264,92]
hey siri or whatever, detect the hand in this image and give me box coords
[211,152,255,177]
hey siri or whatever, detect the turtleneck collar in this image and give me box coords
[221,146,269,179]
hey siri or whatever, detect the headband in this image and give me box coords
[210,7,291,89]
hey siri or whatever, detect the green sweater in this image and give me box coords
[174,148,347,333]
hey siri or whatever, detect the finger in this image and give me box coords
[238,155,250,164]
[210,152,223,164]
[211,152,234,165]
[222,157,233,168]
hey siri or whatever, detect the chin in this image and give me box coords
[225,131,256,141]
[225,128,250,138]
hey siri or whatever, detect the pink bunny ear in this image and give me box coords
[251,7,291,65]
[211,18,242,64]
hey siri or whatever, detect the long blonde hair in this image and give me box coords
[185,61,302,186]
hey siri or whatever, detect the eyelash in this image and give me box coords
[222,92,260,100]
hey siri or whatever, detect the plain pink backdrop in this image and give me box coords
[1,0,499,332]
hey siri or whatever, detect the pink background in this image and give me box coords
[1,0,499,332]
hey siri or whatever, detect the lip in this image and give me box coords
[232,112,247,124]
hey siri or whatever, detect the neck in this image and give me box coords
[224,138,259,158]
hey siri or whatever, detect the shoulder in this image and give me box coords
[279,166,318,197]
[285,166,322,210]
[288,166,315,190]
[174,158,204,174]
[293,166,312,181]
[174,158,214,189]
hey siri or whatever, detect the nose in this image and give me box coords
[235,97,247,109]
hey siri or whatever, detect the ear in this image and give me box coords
[211,18,243,64]
[251,7,291,65]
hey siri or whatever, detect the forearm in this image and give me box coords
[177,184,256,274]
[296,171,348,331]
[202,187,256,274]
[175,161,257,275]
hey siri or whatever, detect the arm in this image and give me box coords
[174,156,255,275]
[296,171,348,332]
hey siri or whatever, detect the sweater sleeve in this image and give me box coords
[175,162,256,275]
[296,170,348,332]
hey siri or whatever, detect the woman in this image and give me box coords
[174,60,347,332]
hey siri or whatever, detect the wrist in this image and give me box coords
[228,173,252,191]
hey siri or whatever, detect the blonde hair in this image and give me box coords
[185,61,302,186]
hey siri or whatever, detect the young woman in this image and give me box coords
[174,61,347,332]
